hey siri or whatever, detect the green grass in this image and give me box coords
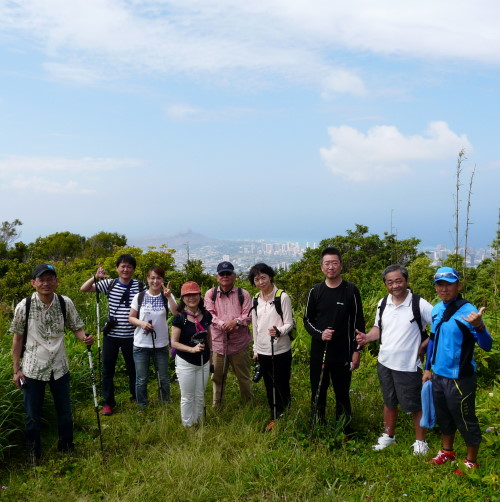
[1,351,499,502]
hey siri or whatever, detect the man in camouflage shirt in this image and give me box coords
[11,264,93,463]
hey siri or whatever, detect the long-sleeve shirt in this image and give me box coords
[252,286,293,356]
[304,280,365,363]
[204,286,252,356]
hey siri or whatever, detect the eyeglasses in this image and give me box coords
[434,272,459,282]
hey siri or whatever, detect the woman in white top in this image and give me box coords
[129,266,178,407]
[249,263,294,430]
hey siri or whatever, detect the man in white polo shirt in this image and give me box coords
[356,264,432,455]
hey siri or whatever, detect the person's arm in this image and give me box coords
[74,328,93,346]
[277,293,294,336]
[12,333,25,388]
[355,326,380,348]
[462,307,493,352]
[251,308,258,358]
[303,287,323,341]
[171,325,204,354]
[163,282,178,315]
[81,266,108,292]
[204,289,225,330]
[129,307,153,332]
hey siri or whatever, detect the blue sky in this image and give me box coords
[0,0,499,250]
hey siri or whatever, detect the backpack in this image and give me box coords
[210,286,244,306]
[21,294,67,357]
[252,289,296,340]
[136,290,169,319]
[378,293,428,344]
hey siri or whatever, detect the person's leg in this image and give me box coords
[273,350,292,416]
[258,354,274,418]
[49,372,74,451]
[133,346,150,407]
[120,337,136,401]
[310,357,331,423]
[175,357,196,427]
[23,377,46,458]
[193,360,209,424]
[211,352,225,405]
[412,411,426,441]
[331,363,352,420]
[382,406,398,437]
[229,350,254,403]
[155,346,171,404]
[102,335,120,407]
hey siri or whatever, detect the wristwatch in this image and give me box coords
[236,319,241,326]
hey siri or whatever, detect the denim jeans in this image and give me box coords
[102,335,136,406]
[133,345,171,407]
[24,372,73,456]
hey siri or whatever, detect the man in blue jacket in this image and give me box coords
[423,267,492,474]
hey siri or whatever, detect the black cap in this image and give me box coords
[217,261,234,274]
[32,263,57,279]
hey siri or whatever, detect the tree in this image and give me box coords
[0,219,22,247]
[30,232,86,262]
[84,231,127,261]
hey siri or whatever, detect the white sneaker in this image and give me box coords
[372,433,396,450]
[412,440,429,455]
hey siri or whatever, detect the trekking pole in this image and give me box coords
[310,339,329,437]
[94,275,102,393]
[271,335,277,421]
[87,343,104,457]
[220,332,229,405]
[201,351,206,423]
[148,321,164,405]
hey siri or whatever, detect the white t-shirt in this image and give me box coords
[131,291,175,348]
[376,291,433,372]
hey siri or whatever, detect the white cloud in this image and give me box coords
[320,121,472,182]
[0,155,142,193]
[1,1,499,95]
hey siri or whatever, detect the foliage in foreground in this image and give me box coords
[0,348,499,502]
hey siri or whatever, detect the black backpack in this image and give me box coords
[378,293,428,344]
[21,294,67,357]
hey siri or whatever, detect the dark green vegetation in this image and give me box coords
[0,222,498,501]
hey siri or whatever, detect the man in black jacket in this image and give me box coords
[304,247,365,434]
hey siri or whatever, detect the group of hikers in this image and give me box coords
[10,248,492,475]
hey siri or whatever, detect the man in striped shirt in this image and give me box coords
[81,254,145,416]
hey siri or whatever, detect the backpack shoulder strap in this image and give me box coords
[136,290,146,318]
[411,293,424,331]
[274,289,284,322]
[57,294,67,325]
[211,286,218,302]
[106,278,119,295]
[377,295,389,344]
[138,281,146,292]
[237,287,244,307]
[21,296,32,357]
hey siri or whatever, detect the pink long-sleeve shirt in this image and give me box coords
[204,286,252,356]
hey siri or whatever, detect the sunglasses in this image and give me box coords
[219,272,233,277]
[434,272,459,281]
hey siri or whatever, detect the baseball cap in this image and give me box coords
[32,263,57,279]
[434,266,460,283]
[180,281,201,296]
[217,261,234,274]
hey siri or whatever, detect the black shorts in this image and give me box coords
[432,373,481,446]
[377,362,422,413]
